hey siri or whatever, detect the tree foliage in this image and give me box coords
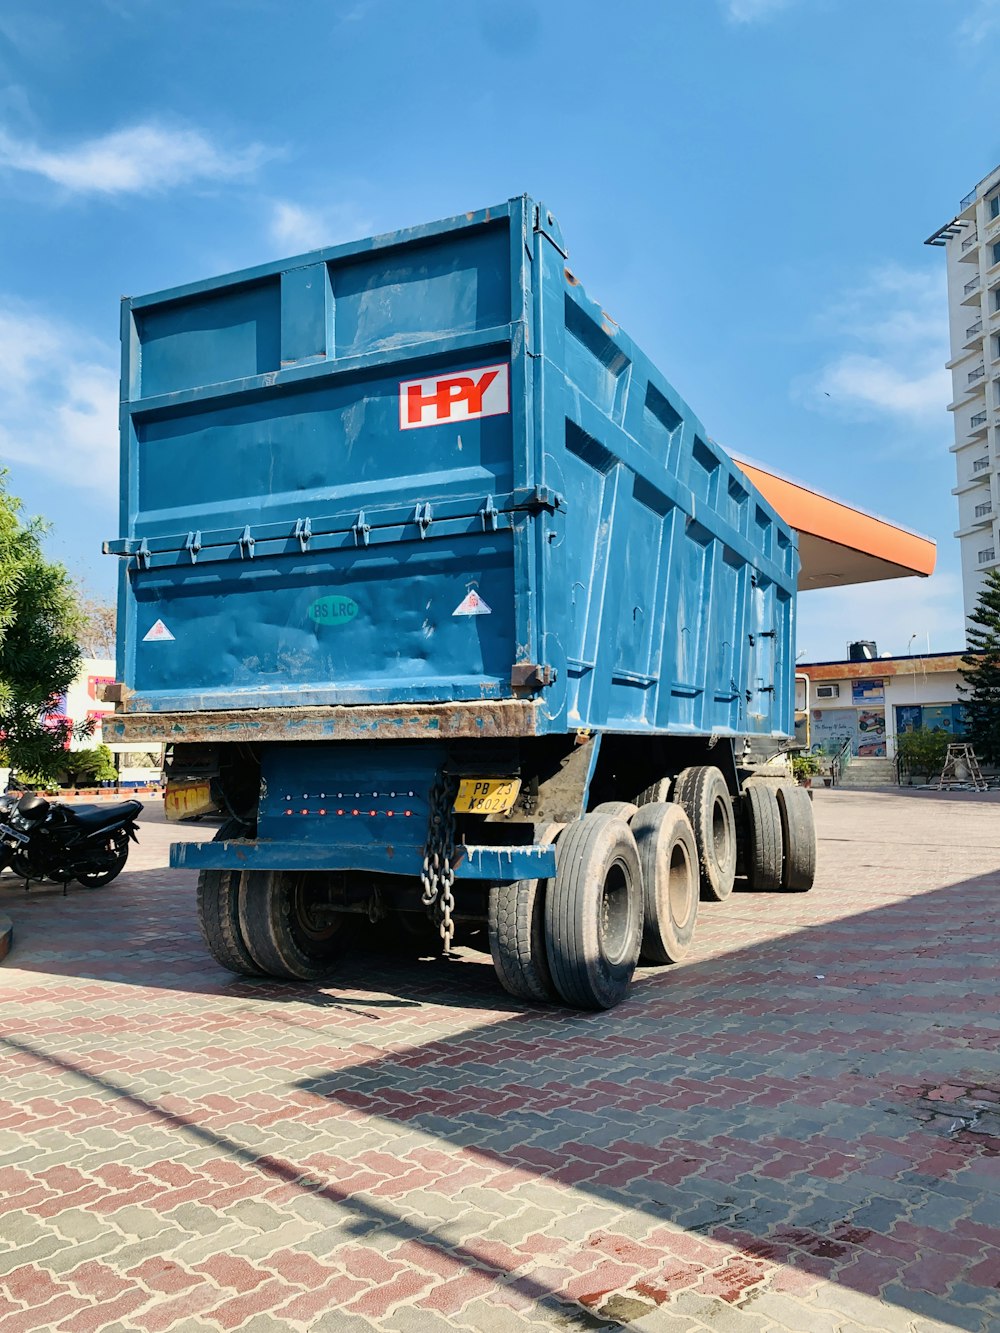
[895,729,951,784]
[0,472,88,779]
[959,567,1000,765]
[63,744,118,786]
[77,594,117,659]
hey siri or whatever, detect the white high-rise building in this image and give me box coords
[927,163,1000,624]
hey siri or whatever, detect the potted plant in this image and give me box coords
[791,753,822,788]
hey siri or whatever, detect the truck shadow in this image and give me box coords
[3,856,999,1326]
[285,869,1000,1329]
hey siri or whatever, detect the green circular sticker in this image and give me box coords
[308,594,359,625]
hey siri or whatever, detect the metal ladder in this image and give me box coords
[936,743,988,793]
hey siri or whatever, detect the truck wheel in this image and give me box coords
[636,778,672,805]
[743,784,784,891]
[239,870,353,981]
[672,766,736,902]
[196,820,262,977]
[631,802,699,964]
[197,870,263,976]
[487,823,561,1003]
[544,814,642,1010]
[776,785,817,892]
[592,800,639,821]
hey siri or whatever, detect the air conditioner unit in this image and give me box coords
[816,684,840,699]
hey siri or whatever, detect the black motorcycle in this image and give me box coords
[0,793,142,888]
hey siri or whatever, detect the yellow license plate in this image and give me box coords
[453,777,521,815]
[164,780,216,822]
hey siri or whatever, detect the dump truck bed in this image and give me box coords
[108,196,797,740]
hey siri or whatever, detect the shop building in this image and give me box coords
[796,652,969,761]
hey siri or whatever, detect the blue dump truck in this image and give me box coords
[105,195,815,1010]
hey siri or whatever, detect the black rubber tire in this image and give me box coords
[239,869,354,981]
[631,802,699,964]
[742,783,784,891]
[74,830,130,888]
[672,766,737,902]
[487,824,562,1003]
[592,801,639,821]
[776,784,817,892]
[196,821,262,977]
[636,778,672,806]
[544,814,643,1011]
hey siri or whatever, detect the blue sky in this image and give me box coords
[0,0,997,661]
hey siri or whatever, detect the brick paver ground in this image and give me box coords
[0,789,998,1332]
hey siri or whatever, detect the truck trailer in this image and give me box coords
[105,195,815,1011]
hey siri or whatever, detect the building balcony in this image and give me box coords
[962,276,983,306]
[971,410,989,432]
[960,233,981,263]
[969,365,987,385]
[965,319,985,349]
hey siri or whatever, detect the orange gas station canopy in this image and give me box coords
[733,457,936,590]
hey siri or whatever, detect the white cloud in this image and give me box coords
[959,0,1000,41]
[797,264,950,428]
[269,200,374,253]
[725,0,795,21]
[0,304,118,494]
[797,571,966,663]
[0,121,267,195]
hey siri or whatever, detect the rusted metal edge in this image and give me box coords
[106,700,541,745]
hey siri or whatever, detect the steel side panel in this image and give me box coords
[115,193,798,739]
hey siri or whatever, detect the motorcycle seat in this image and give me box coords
[63,801,143,829]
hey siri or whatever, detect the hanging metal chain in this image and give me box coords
[420,773,457,953]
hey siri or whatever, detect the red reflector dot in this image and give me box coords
[405,809,412,817]
[352,809,359,816]
[337,808,344,816]
[387,810,394,818]
[300,809,308,815]
[284,809,292,815]
[319,808,326,816]
[369,809,376,817]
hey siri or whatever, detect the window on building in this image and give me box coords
[992,240,1000,267]
[973,457,990,473]
[991,193,1000,220]
[995,288,1000,312]
[979,547,996,563]
[975,502,993,517]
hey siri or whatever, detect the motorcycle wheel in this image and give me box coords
[75,830,130,888]
[11,852,46,882]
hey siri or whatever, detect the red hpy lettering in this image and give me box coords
[400,363,508,429]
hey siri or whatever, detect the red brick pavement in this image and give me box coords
[0,793,998,1331]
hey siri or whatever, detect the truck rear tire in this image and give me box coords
[636,778,672,806]
[487,824,562,1003]
[239,870,354,981]
[631,802,699,964]
[544,814,642,1011]
[776,785,817,892]
[592,800,639,821]
[672,766,736,902]
[197,869,264,977]
[743,783,784,891]
[196,820,262,977]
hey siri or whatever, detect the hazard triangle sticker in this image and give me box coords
[452,590,492,617]
[143,619,175,642]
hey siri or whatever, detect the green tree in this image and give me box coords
[895,729,952,784]
[63,745,118,787]
[0,471,88,780]
[960,567,1000,765]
